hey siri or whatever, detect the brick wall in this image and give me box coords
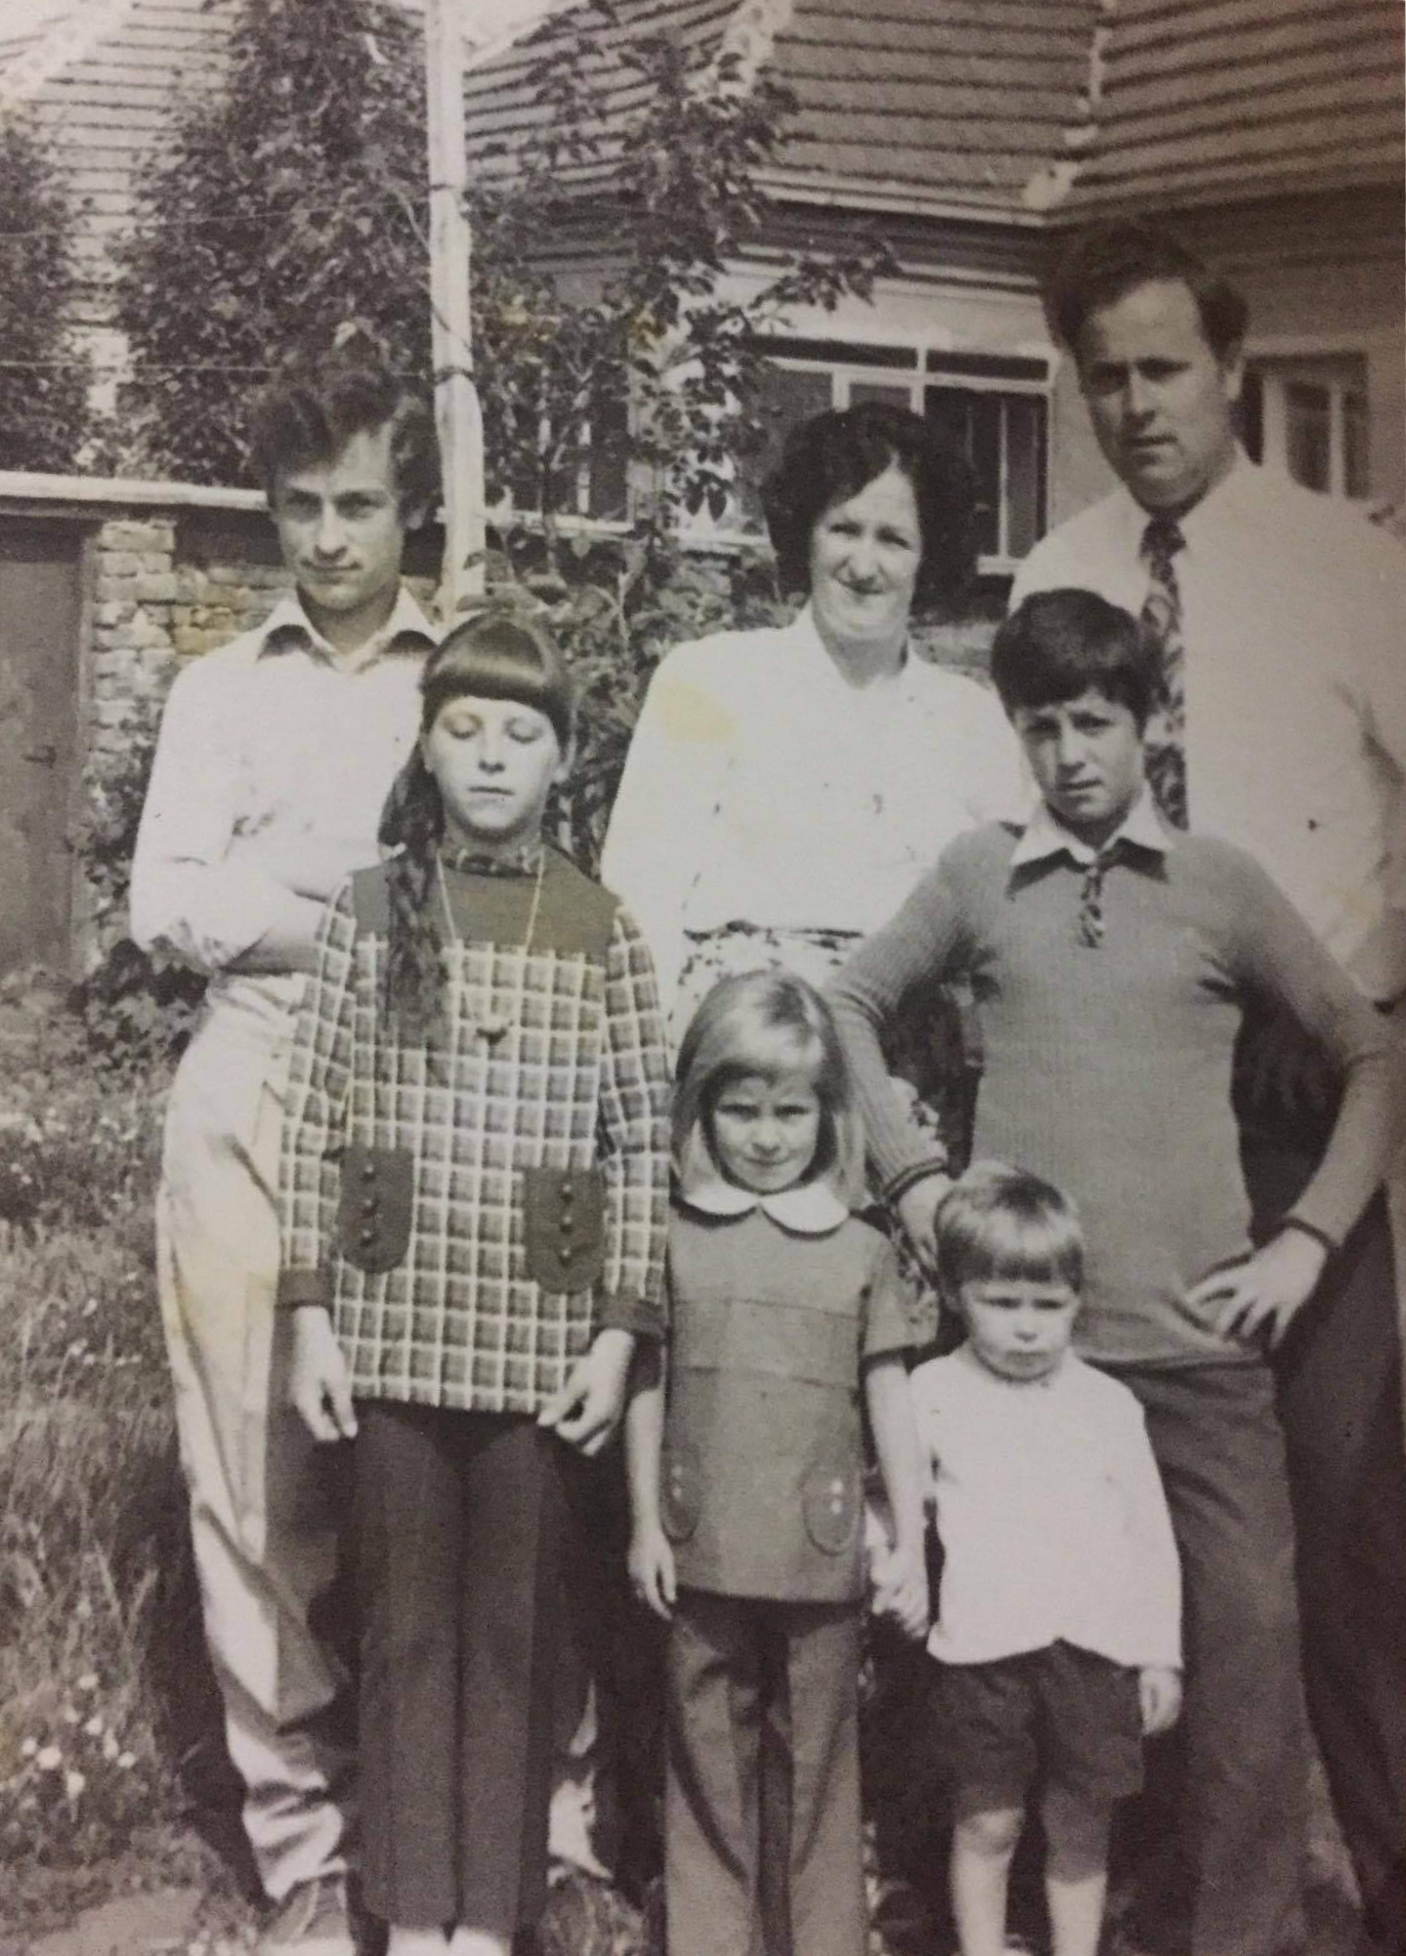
[84,505,441,757]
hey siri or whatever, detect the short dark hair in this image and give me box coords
[760,400,977,616]
[249,339,439,520]
[935,1160,1084,1297]
[991,588,1158,730]
[1043,221,1250,367]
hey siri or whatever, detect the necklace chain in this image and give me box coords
[434,853,546,1044]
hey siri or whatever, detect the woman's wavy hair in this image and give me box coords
[672,969,866,1206]
[377,607,575,1033]
[759,400,978,618]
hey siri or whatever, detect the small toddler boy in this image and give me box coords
[914,1162,1180,1956]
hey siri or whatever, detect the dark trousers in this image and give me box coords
[1246,1139,1406,1956]
[1111,1362,1309,1956]
[666,1589,867,1956]
[354,1402,573,1934]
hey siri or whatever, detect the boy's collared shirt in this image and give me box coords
[911,1343,1181,1670]
[131,585,436,1032]
[1008,788,1169,874]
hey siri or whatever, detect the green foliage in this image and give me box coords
[114,0,429,481]
[0,116,91,471]
[68,686,205,1068]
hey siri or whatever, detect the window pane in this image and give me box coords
[1343,391,1370,499]
[1286,381,1331,494]
[737,363,835,520]
[849,381,913,412]
[927,387,1001,557]
[587,387,630,521]
[1005,394,1046,558]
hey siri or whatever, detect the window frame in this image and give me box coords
[740,338,1053,573]
[1240,348,1372,503]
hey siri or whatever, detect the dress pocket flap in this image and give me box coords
[522,1165,605,1293]
[336,1144,413,1274]
[802,1461,860,1556]
[660,1443,701,1542]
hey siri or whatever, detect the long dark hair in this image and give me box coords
[377,609,574,1033]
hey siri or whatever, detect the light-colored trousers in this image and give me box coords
[156,1004,353,1902]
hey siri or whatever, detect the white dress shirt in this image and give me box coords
[601,604,1024,1019]
[131,587,435,1037]
[911,1344,1182,1671]
[1012,456,1406,1000]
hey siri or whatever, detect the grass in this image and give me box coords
[0,976,1363,1954]
[0,975,238,1938]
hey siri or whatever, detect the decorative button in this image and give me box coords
[830,1478,844,1494]
[561,1180,574,1201]
[359,1225,376,1246]
[830,1497,844,1514]
[361,1195,378,1216]
[361,1162,377,1182]
[559,1217,574,1236]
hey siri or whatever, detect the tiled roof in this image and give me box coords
[463,0,1102,217]
[1,0,1400,270]
[762,0,1099,214]
[1062,0,1405,215]
[0,0,236,291]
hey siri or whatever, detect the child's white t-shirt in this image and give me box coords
[910,1344,1181,1671]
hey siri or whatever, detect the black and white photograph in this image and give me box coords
[0,4,1402,1955]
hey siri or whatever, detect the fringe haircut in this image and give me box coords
[673,968,866,1206]
[935,1160,1085,1301]
[376,607,575,1034]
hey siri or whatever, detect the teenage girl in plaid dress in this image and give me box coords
[276,613,672,1956]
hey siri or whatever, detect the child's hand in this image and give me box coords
[871,1542,930,1641]
[289,1307,357,1444]
[1182,1229,1328,1349]
[628,1523,676,1622]
[538,1327,635,1456]
[1138,1665,1182,1735]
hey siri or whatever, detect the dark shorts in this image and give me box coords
[931,1640,1144,1816]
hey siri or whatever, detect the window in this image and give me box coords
[742,339,1050,568]
[1240,355,1371,501]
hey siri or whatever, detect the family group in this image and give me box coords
[129,221,1406,1956]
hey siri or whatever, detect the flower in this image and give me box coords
[102,1732,119,1761]
[116,1751,136,1770]
[76,1671,99,1692]
[20,1737,37,1759]
[36,1745,62,1771]
[83,1715,104,1738]
[64,1769,86,1801]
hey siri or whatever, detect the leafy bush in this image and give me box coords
[68,685,206,1069]
[0,115,91,470]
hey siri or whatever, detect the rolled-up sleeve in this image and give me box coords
[130,654,301,974]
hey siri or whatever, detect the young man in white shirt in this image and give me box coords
[1012,220,1406,1956]
[132,348,439,1956]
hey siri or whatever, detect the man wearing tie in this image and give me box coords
[1013,220,1406,1956]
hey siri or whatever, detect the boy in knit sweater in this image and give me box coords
[915,1162,1180,1956]
[830,588,1406,1956]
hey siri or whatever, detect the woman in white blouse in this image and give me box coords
[602,401,1022,1061]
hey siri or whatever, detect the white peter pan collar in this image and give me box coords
[679,1173,850,1236]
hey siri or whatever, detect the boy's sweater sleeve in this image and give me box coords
[828,845,974,1200]
[1223,845,1406,1247]
[595,903,673,1340]
[276,883,360,1309]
